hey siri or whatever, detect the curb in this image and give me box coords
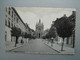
[44,43,61,53]
[6,44,23,52]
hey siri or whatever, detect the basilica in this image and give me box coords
[35,19,44,38]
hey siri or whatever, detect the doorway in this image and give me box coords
[39,33,40,38]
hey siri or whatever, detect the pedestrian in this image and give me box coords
[51,37,54,46]
[21,39,24,44]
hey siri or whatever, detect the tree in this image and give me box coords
[66,37,69,44]
[20,32,25,44]
[54,15,74,51]
[47,24,56,44]
[46,33,51,39]
[49,24,56,38]
[42,36,46,39]
[11,27,21,47]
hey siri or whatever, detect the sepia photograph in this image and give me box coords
[5,7,76,54]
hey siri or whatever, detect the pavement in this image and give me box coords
[5,39,74,54]
[43,40,75,54]
[8,39,59,54]
[5,41,25,52]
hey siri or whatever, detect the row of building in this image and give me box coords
[5,7,34,42]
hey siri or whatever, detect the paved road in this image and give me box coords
[10,39,59,54]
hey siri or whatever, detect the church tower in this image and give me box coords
[35,19,44,38]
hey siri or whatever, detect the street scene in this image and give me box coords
[5,7,76,54]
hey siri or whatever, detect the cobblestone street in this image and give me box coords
[9,39,59,54]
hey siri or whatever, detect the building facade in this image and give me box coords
[25,23,35,37]
[35,19,44,38]
[5,7,29,42]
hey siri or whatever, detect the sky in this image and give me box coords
[15,7,76,30]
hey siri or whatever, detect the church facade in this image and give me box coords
[35,19,44,38]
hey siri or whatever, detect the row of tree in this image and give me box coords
[42,11,75,51]
[42,23,56,43]
[11,27,35,47]
[54,11,75,51]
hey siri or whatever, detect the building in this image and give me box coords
[25,23,31,34]
[35,19,44,38]
[25,23,35,37]
[5,7,29,42]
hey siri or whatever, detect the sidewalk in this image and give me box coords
[5,41,24,51]
[43,40,74,54]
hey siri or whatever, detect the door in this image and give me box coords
[39,33,40,38]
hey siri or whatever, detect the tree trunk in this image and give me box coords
[71,35,73,45]
[66,37,69,44]
[15,36,18,47]
[72,31,75,48]
[61,38,65,51]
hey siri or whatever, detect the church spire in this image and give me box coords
[39,19,41,23]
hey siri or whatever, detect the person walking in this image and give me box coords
[51,37,54,46]
[21,38,24,44]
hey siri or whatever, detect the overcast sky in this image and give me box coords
[15,7,76,30]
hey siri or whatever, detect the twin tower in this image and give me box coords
[35,19,44,38]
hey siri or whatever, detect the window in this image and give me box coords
[8,20,10,27]
[14,14,15,20]
[8,7,10,15]
[8,18,10,28]
[38,28,41,30]
[17,18,18,23]
[5,19,7,26]
[12,11,13,18]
